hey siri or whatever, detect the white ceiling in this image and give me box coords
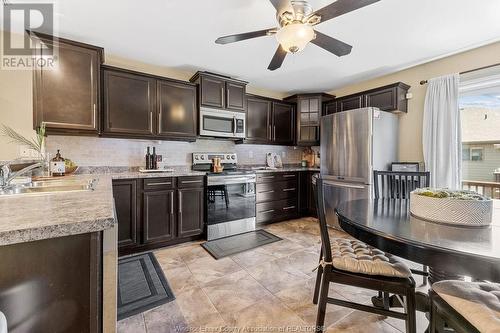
[9,0,500,94]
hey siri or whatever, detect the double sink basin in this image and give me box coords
[0,178,96,197]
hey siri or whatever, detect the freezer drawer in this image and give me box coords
[322,180,371,229]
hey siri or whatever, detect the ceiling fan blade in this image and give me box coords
[268,0,294,16]
[311,31,352,57]
[215,28,275,44]
[311,0,380,24]
[268,46,287,71]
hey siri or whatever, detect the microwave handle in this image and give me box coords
[233,117,237,135]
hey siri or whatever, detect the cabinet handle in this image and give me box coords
[261,176,275,179]
[283,206,296,210]
[147,182,172,186]
[283,174,296,178]
[273,125,276,141]
[282,188,296,192]
[181,180,203,184]
[170,192,174,215]
[260,209,275,214]
[260,190,275,194]
[221,86,225,105]
[93,104,97,128]
[178,191,182,213]
[156,111,160,133]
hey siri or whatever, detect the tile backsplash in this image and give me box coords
[45,136,306,167]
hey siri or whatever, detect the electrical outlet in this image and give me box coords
[281,151,286,158]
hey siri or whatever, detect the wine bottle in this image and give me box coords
[145,147,151,170]
[151,147,157,170]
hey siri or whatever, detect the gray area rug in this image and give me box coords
[202,229,282,259]
[117,252,175,320]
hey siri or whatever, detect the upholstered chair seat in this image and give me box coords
[330,238,412,278]
[432,280,500,333]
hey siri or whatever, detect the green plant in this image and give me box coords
[0,123,46,159]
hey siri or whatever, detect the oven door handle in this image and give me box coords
[208,178,256,186]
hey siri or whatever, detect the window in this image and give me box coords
[459,65,500,199]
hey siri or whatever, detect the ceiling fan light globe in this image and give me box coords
[276,23,315,53]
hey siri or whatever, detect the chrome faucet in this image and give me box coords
[0,161,43,189]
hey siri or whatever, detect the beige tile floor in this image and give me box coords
[117,217,428,333]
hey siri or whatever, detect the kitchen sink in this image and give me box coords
[0,179,96,197]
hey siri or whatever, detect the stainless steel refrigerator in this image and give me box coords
[320,107,399,229]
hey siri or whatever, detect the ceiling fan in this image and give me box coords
[215,0,380,70]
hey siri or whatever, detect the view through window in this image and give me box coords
[459,65,500,199]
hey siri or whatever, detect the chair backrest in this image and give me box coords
[312,175,333,263]
[373,170,430,199]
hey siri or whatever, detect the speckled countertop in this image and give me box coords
[0,174,115,246]
[0,165,319,246]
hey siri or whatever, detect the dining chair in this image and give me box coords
[373,170,430,286]
[313,177,417,332]
[429,280,500,333]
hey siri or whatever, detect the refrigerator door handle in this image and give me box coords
[323,180,367,189]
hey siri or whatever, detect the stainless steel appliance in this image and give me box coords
[199,108,245,139]
[193,153,256,240]
[320,107,399,228]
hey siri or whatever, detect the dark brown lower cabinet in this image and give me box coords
[256,172,299,224]
[143,189,176,244]
[178,187,204,238]
[113,176,205,256]
[112,179,139,250]
[0,232,101,332]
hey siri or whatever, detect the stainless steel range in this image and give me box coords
[193,153,256,240]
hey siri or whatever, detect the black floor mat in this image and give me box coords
[117,252,175,320]
[202,229,282,259]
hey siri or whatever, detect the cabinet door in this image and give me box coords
[143,190,176,244]
[157,80,197,138]
[226,82,246,111]
[246,97,271,143]
[337,95,364,111]
[365,86,397,111]
[324,101,337,115]
[272,102,294,144]
[33,37,101,134]
[102,69,155,136]
[178,187,205,238]
[112,180,139,249]
[200,75,225,108]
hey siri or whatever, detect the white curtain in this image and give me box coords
[423,73,462,189]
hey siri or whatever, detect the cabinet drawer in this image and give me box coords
[278,172,298,181]
[256,198,298,223]
[143,177,175,191]
[256,173,278,183]
[256,180,297,203]
[178,176,205,188]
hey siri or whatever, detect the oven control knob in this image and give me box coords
[195,156,199,160]
[231,155,235,160]
[201,156,205,160]
[226,155,230,160]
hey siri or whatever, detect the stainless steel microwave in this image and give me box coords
[199,107,245,139]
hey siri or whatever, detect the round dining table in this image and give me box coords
[334,198,500,283]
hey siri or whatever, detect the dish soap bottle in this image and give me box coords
[51,150,65,176]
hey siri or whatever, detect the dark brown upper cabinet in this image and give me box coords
[102,68,155,136]
[226,81,246,111]
[364,82,410,112]
[101,65,197,141]
[246,96,271,144]
[190,72,247,112]
[336,94,364,112]
[244,95,295,145]
[157,80,197,139]
[332,82,411,114]
[32,33,104,135]
[284,93,334,146]
[272,102,294,145]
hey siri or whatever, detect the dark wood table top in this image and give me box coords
[335,198,500,282]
